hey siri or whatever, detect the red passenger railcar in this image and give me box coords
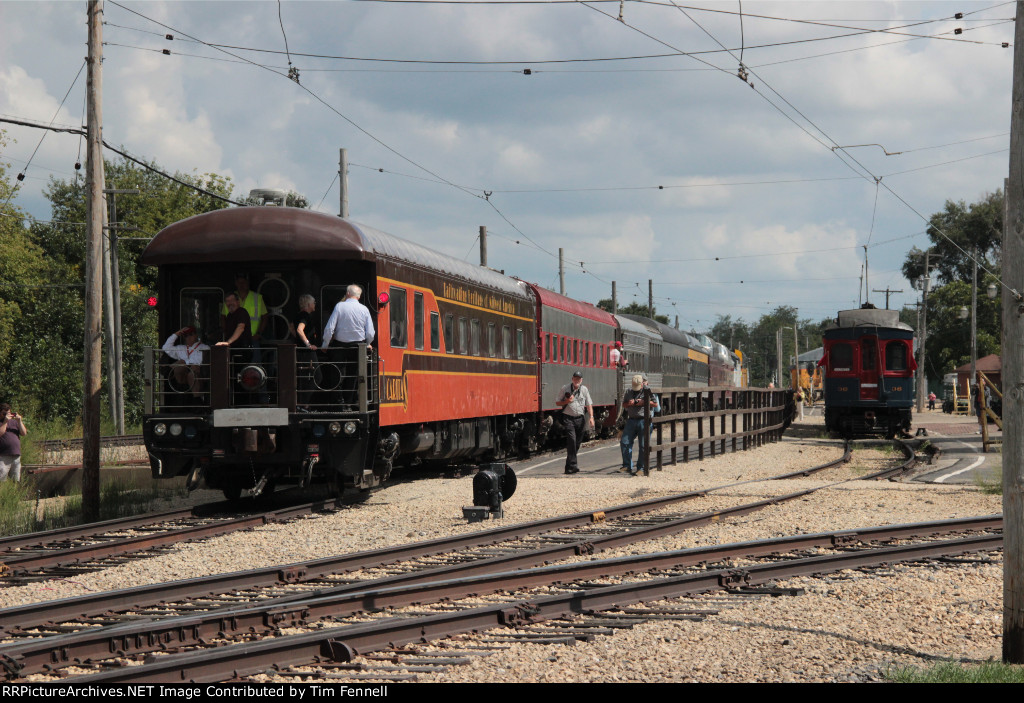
[141,208,743,500]
[142,208,543,498]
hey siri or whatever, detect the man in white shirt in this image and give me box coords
[163,326,210,396]
[322,285,375,406]
[554,370,594,474]
[323,285,375,346]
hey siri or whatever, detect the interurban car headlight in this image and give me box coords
[153,423,167,436]
[343,421,357,435]
[183,425,198,440]
[329,422,342,436]
[169,423,183,437]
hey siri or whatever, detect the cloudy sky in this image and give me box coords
[0,1,1014,332]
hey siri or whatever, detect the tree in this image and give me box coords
[7,155,236,424]
[922,278,1001,380]
[902,190,1003,285]
[595,299,669,324]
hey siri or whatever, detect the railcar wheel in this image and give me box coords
[222,484,243,502]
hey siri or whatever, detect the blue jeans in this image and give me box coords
[620,417,650,472]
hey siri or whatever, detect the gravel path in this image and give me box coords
[0,417,1004,682]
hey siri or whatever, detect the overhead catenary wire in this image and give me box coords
[583,0,1014,300]
[0,116,246,207]
[2,59,86,211]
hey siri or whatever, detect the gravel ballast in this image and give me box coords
[0,417,1005,682]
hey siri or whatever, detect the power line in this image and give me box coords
[108,1,482,203]
[3,59,86,210]
[0,116,245,206]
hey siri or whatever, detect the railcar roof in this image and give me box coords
[524,283,617,326]
[142,207,531,300]
[826,307,913,332]
[616,314,657,337]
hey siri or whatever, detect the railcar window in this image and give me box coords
[389,287,408,348]
[560,336,566,363]
[414,292,424,350]
[860,338,877,370]
[573,339,579,365]
[830,343,853,370]
[487,322,496,357]
[517,328,524,359]
[444,314,454,354]
[885,341,907,371]
[502,326,512,359]
[179,288,224,344]
[471,319,481,356]
[458,317,468,355]
[430,311,440,351]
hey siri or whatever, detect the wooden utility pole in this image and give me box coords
[648,279,653,319]
[102,188,136,435]
[611,281,617,314]
[83,0,105,522]
[872,287,903,309]
[915,250,934,414]
[1003,2,1024,662]
[558,248,564,295]
[970,245,978,409]
[479,226,487,267]
[338,148,349,218]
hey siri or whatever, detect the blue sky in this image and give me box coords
[0,1,1013,331]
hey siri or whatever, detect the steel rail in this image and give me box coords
[0,515,1000,679]
[36,434,144,452]
[0,447,855,634]
[61,530,1002,683]
[0,507,200,553]
[0,498,347,576]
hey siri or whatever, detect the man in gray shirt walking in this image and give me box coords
[554,370,594,474]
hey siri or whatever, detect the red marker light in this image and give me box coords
[146,296,159,307]
[377,291,390,306]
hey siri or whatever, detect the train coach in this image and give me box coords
[140,207,744,499]
[820,305,916,437]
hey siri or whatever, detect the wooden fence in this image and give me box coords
[638,386,791,475]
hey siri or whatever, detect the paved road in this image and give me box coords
[912,411,1002,485]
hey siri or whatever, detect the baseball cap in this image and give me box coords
[631,374,644,390]
[572,371,583,378]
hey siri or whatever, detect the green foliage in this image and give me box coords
[706,307,827,387]
[922,276,1001,379]
[0,479,35,536]
[885,660,1024,683]
[902,190,1003,286]
[596,299,669,324]
[0,150,235,424]
[0,477,186,537]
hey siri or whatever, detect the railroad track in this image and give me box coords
[0,441,935,681]
[36,434,144,453]
[1,437,913,589]
[0,497,352,583]
[39,518,1003,683]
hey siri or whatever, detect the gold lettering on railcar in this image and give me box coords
[442,282,518,315]
[383,372,408,409]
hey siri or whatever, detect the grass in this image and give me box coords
[975,460,1003,495]
[0,477,188,537]
[0,406,182,536]
[885,660,1024,683]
